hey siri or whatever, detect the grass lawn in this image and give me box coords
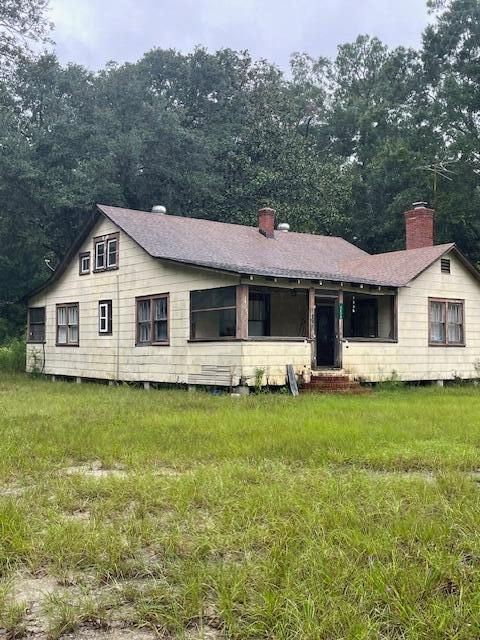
[2,375,480,639]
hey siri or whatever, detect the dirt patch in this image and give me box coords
[11,574,59,604]
[0,485,26,497]
[152,465,186,477]
[332,465,437,481]
[364,469,436,482]
[62,461,128,479]
[184,627,224,639]
[7,573,63,636]
[64,509,91,521]
[62,629,158,640]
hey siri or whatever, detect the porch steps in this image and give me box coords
[301,371,370,395]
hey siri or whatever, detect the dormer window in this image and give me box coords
[107,237,118,268]
[79,252,90,275]
[94,233,119,272]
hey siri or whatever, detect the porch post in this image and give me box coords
[338,290,344,340]
[337,290,344,368]
[236,284,248,340]
[308,287,316,368]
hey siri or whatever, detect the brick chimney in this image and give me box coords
[404,202,435,250]
[258,207,275,238]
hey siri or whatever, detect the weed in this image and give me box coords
[253,368,265,394]
[0,340,25,374]
[2,376,480,637]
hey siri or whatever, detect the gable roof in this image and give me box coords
[27,204,480,300]
[97,204,371,283]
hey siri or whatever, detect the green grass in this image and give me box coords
[0,340,26,374]
[2,374,480,638]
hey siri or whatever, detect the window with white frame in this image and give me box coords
[95,240,105,270]
[429,298,464,346]
[107,237,118,268]
[98,300,112,335]
[56,303,79,346]
[79,251,90,275]
[94,233,119,271]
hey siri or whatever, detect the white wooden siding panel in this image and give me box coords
[342,253,480,381]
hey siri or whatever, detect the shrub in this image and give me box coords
[0,338,26,373]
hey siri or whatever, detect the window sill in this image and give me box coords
[188,337,311,343]
[93,266,119,273]
[188,338,239,343]
[343,337,398,343]
[55,343,79,347]
[429,343,466,348]
[79,271,90,276]
[247,336,311,342]
[135,342,170,347]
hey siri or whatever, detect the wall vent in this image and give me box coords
[441,258,451,274]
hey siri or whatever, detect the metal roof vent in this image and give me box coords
[412,201,428,209]
[151,205,166,214]
[277,222,290,232]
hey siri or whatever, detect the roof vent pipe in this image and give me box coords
[277,223,290,232]
[151,205,166,214]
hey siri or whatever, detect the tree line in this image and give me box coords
[1,0,480,341]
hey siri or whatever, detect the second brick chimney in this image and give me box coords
[258,207,275,238]
[404,202,435,250]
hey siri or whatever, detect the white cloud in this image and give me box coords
[47,0,431,70]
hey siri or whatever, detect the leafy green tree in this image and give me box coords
[0,0,51,73]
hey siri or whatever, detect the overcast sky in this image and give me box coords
[48,0,431,71]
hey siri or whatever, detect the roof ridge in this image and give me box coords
[97,204,362,245]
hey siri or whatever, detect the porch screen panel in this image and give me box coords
[190,286,237,339]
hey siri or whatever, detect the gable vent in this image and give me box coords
[441,258,451,274]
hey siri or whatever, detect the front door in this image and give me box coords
[316,303,336,367]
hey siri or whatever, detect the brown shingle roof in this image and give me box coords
[97,205,462,287]
[340,243,456,287]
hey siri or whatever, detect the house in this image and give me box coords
[25,202,480,389]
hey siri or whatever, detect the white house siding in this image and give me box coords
[342,253,480,382]
[26,216,310,386]
[240,341,312,386]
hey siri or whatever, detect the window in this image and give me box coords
[99,300,112,335]
[107,237,118,268]
[94,233,119,271]
[343,292,396,340]
[249,291,271,336]
[27,307,46,343]
[190,286,236,340]
[136,294,169,345]
[79,252,90,275]
[56,303,79,346]
[95,241,105,270]
[429,298,464,346]
[441,258,451,274]
[247,287,308,338]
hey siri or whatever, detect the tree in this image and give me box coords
[0,0,51,73]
